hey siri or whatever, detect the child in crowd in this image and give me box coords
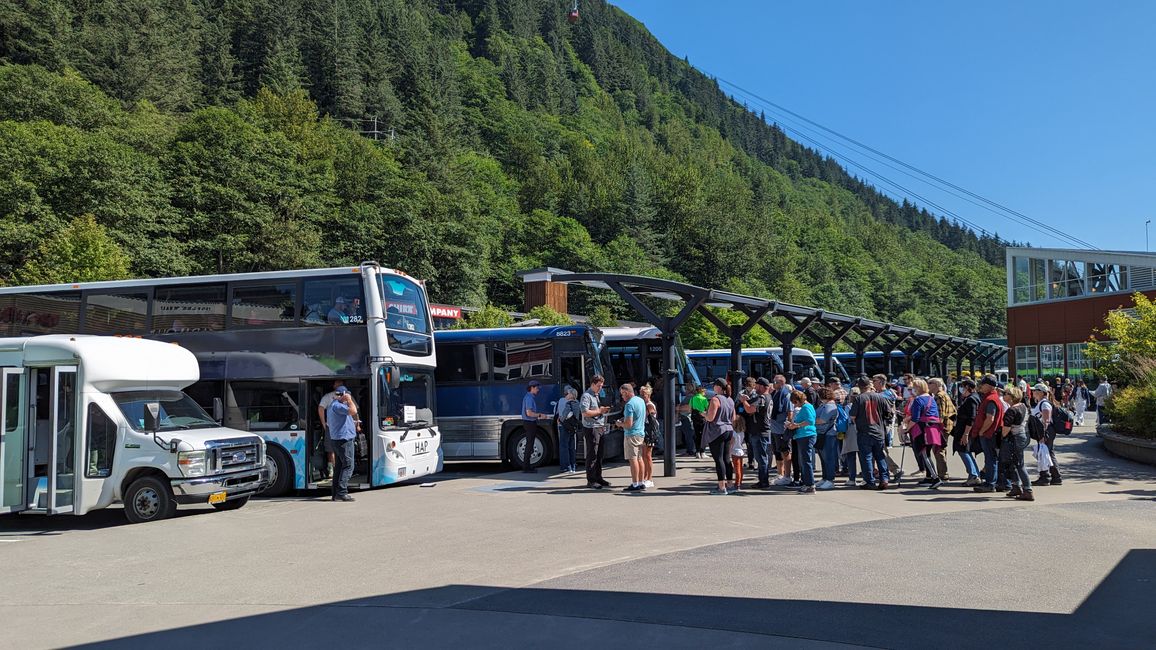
[730,414,746,491]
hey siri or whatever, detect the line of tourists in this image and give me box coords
[555,370,1076,499]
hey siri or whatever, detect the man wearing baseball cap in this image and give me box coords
[521,380,548,473]
[968,375,1005,493]
[326,385,359,501]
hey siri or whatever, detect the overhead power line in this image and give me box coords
[712,75,1099,250]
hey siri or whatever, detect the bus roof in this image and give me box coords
[0,335,199,391]
[600,326,661,341]
[0,263,417,295]
[434,325,594,342]
[688,348,816,357]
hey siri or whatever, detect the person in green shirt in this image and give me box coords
[689,384,709,459]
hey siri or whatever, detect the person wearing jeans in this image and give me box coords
[970,375,1006,493]
[786,390,818,494]
[739,377,773,488]
[815,388,840,489]
[325,386,358,502]
[556,386,580,473]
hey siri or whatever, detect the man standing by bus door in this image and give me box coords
[319,380,358,479]
[581,375,611,489]
[521,380,548,473]
[326,386,358,502]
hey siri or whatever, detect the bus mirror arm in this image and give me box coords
[143,401,175,452]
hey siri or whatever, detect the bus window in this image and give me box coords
[492,341,552,382]
[302,276,364,326]
[83,291,150,334]
[85,403,117,478]
[227,381,299,430]
[230,283,296,328]
[435,344,483,383]
[11,292,80,335]
[152,284,226,333]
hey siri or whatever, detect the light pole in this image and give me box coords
[1148,219,1152,252]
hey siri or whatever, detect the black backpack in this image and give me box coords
[1050,404,1073,435]
[1027,412,1046,441]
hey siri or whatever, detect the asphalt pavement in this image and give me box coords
[1,423,1153,649]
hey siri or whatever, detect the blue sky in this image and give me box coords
[612,0,1156,252]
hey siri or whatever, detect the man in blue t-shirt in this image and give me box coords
[617,383,648,492]
[520,380,547,473]
[326,386,359,501]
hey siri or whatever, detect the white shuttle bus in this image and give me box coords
[0,335,267,524]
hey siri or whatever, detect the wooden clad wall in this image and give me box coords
[524,280,568,314]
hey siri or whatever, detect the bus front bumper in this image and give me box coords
[171,468,269,504]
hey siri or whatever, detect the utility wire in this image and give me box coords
[714,75,1098,250]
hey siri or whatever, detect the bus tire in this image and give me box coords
[212,496,249,511]
[506,427,553,469]
[261,444,294,497]
[124,476,176,524]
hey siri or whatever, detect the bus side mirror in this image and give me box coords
[143,402,161,433]
[388,366,401,390]
[213,397,224,423]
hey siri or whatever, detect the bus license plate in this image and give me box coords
[208,491,227,505]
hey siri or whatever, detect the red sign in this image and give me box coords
[430,304,462,319]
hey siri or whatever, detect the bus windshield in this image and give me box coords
[378,275,432,355]
[378,366,434,427]
[113,391,219,431]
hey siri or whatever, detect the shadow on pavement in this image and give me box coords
[0,506,216,535]
[78,550,1156,649]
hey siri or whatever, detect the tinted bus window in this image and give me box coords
[153,284,226,333]
[227,380,299,430]
[302,276,364,326]
[435,343,484,383]
[379,275,432,355]
[493,341,552,382]
[83,291,150,334]
[230,283,296,328]
[9,292,80,335]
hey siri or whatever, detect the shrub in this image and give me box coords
[1106,383,1156,439]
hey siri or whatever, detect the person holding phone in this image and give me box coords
[326,386,359,502]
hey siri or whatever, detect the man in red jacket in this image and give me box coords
[967,375,1005,493]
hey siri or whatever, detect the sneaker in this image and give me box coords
[773,476,793,486]
[1006,486,1023,498]
[790,480,802,488]
[918,477,935,486]
[729,486,742,494]
[1032,477,1051,486]
[876,481,891,491]
[709,488,728,495]
[963,476,980,487]
[928,479,944,490]
[1015,491,1035,501]
[798,486,816,494]
[844,478,856,487]
[597,480,612,487]
[622,484,643,493]
[995,485,1009,493]
[973,484,995,493]
[755,482,771,489]
[586,482,603,490]
[334,494,355,502]
[859,483,877,490]
[1050,479,1062,486]
[816,480,834,490]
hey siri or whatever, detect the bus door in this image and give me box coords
[1,368,27,514]
[306,378,369,490]
[23,367,77,513]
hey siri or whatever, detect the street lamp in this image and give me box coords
[1148,219,1152,252]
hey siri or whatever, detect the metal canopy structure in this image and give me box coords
[533,271,1007,478]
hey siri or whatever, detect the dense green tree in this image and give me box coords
[15,213,129,284]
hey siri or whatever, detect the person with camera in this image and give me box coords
[326,385,359,502]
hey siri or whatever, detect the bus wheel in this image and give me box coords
[506,428,553,469]
[124,476,176,524]
[261,445,293,497]
[212,496,249,511]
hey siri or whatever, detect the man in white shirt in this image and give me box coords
[1093,379,1112,425]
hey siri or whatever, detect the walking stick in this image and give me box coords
[896,442,906,487]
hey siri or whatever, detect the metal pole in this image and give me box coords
[782,341,795,383]
[823,343,835,378]
[662,332,678,477]
[883,347,894,378]
[1147,219,1151,252]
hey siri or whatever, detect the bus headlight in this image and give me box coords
[178,450,209,477]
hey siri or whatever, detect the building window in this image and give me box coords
[1040,344,1064,378]
[1048,260,1085,299]
[1012,257,1047,304]
[1066,343,1092,379]
[1087,263,1126,294]
[1014,346,1038,380]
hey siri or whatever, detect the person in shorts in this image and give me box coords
[618,383,647,492]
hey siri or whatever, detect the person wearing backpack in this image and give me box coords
[1031,384,1064,486]
[556,386,581,474]
[997,386,1035,501]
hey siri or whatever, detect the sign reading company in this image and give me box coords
[430,304,462,320]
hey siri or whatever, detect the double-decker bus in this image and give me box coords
[433,325,617,468]
[688,348,822,385]
[0,262,440,496]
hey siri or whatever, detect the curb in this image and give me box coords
[1098,426,1156,466]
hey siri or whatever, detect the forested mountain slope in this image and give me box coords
[0,0,1007,338]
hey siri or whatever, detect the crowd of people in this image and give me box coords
[552,369,1089,499]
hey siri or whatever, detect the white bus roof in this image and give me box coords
[0,263,418,295]
[601,326,662,340]
[0,335,200,391]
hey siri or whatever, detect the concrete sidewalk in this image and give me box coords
[2,423,1154,648]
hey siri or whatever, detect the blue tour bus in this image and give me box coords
[688,348,823,385]
[433,325,618,468]
[813,354,852,386]
[601,326,702,395]
[832,350,927,379]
